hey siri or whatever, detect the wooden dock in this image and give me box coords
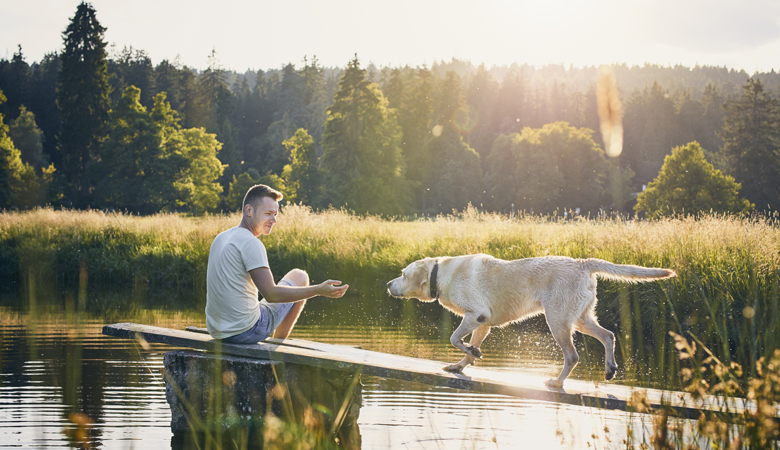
[103,322,761,419]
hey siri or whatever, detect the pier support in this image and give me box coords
[163,350,362,447]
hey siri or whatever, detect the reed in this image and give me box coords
[2,206,779,387]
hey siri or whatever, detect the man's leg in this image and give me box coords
[272,269,309,339]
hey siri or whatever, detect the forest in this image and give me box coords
[2,2,780,217]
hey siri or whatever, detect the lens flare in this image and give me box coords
[597,65,623,157]
[451,107,479,134]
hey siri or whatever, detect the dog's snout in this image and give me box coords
[386,278,399,297]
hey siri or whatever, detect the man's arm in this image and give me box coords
[249,267,349,303]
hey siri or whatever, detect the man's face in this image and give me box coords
[247,196,279,236]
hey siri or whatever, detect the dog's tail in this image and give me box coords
[582,258,676,284]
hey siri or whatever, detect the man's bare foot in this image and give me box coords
[545,378,563,389]
[443,364,464,374]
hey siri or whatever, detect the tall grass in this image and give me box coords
[2,206,779,387]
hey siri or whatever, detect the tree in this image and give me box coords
[108,46,154,108]
[0,91,41,208]
[173,127,225,215]
[464,65,498,161]
[27,53,60,163]
[487,122,609,215]
[486,133,519,211]
[97,87,183,213]
[225,170,259,212]
[426,128,483,213]
[719,78,780,212]
[622,82,677,187]
[153,59,184,111]
[8,105,47,171]
[57,2,111,207]
[97,87,224,214]
[282,128,320,205]
[425,71,483,213]
[397,66,434,211]
[635,141,752,218]
[320,56,408,215]
[0,46,31,121]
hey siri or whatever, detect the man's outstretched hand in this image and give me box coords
[317,280,349,298]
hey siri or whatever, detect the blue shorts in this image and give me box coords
[221,278,297,344]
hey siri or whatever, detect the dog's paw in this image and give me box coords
[544,378,564,389]
[605,363,618,381]
[464,345,483,359]
[443,364,464,374]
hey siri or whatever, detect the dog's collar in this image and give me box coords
[430,261,439,300]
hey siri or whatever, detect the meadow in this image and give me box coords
[2,206,779,377]
[2,206,780,447]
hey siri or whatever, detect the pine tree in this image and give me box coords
[57,1,111,207]
[0,46,31,121]
[320,56,408,215]
[398,66,433,211]
[153,59,184,111]
[699,83,725,158]
[27,53,60,163]
[465,65,498,161]
[426,72,483,213]
[719,78,780,212]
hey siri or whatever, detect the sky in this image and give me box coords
[2,0,780,73]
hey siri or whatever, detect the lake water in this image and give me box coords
[1,290,666,449]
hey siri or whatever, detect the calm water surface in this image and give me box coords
[1,290,664,449]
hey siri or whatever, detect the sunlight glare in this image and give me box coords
[597,65,624,157]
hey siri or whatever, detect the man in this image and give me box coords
[206,184,348,343]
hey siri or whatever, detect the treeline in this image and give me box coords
[2,2,780,216]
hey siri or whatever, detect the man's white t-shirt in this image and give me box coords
[205,227,269,339]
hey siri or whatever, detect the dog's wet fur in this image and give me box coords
[387,254,676,388]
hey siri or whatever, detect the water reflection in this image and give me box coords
[2,290,658,449]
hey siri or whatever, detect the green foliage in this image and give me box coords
[635,141,753,218]
[0,91,41,209]
[320,56,409,215]
[8,105,47,171]
[57,1,111,208]
[719,78,780,212]
[393,66,434,212]
[97,87,224,215]
[225,171,257,212]
[282,128,320,205]
[425,127,483,214]
[98,87,184,213]
[225,169,289,212]
[3,207,780,387]
[173,127,225,215]
[487,122,608,214]
[422,71,484,214]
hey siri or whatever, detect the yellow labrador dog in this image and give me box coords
[386,254,676,388]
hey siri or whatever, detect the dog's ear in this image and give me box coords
[410,260,429,292]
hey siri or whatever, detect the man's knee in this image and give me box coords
[283,268,309,287]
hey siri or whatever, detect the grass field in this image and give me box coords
[3,206,779,447]
[2,206,779,381]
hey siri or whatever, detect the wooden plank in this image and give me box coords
[184,326,363,351]
[104,322,761,419]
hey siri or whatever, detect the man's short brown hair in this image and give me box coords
[243,184,283,210]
